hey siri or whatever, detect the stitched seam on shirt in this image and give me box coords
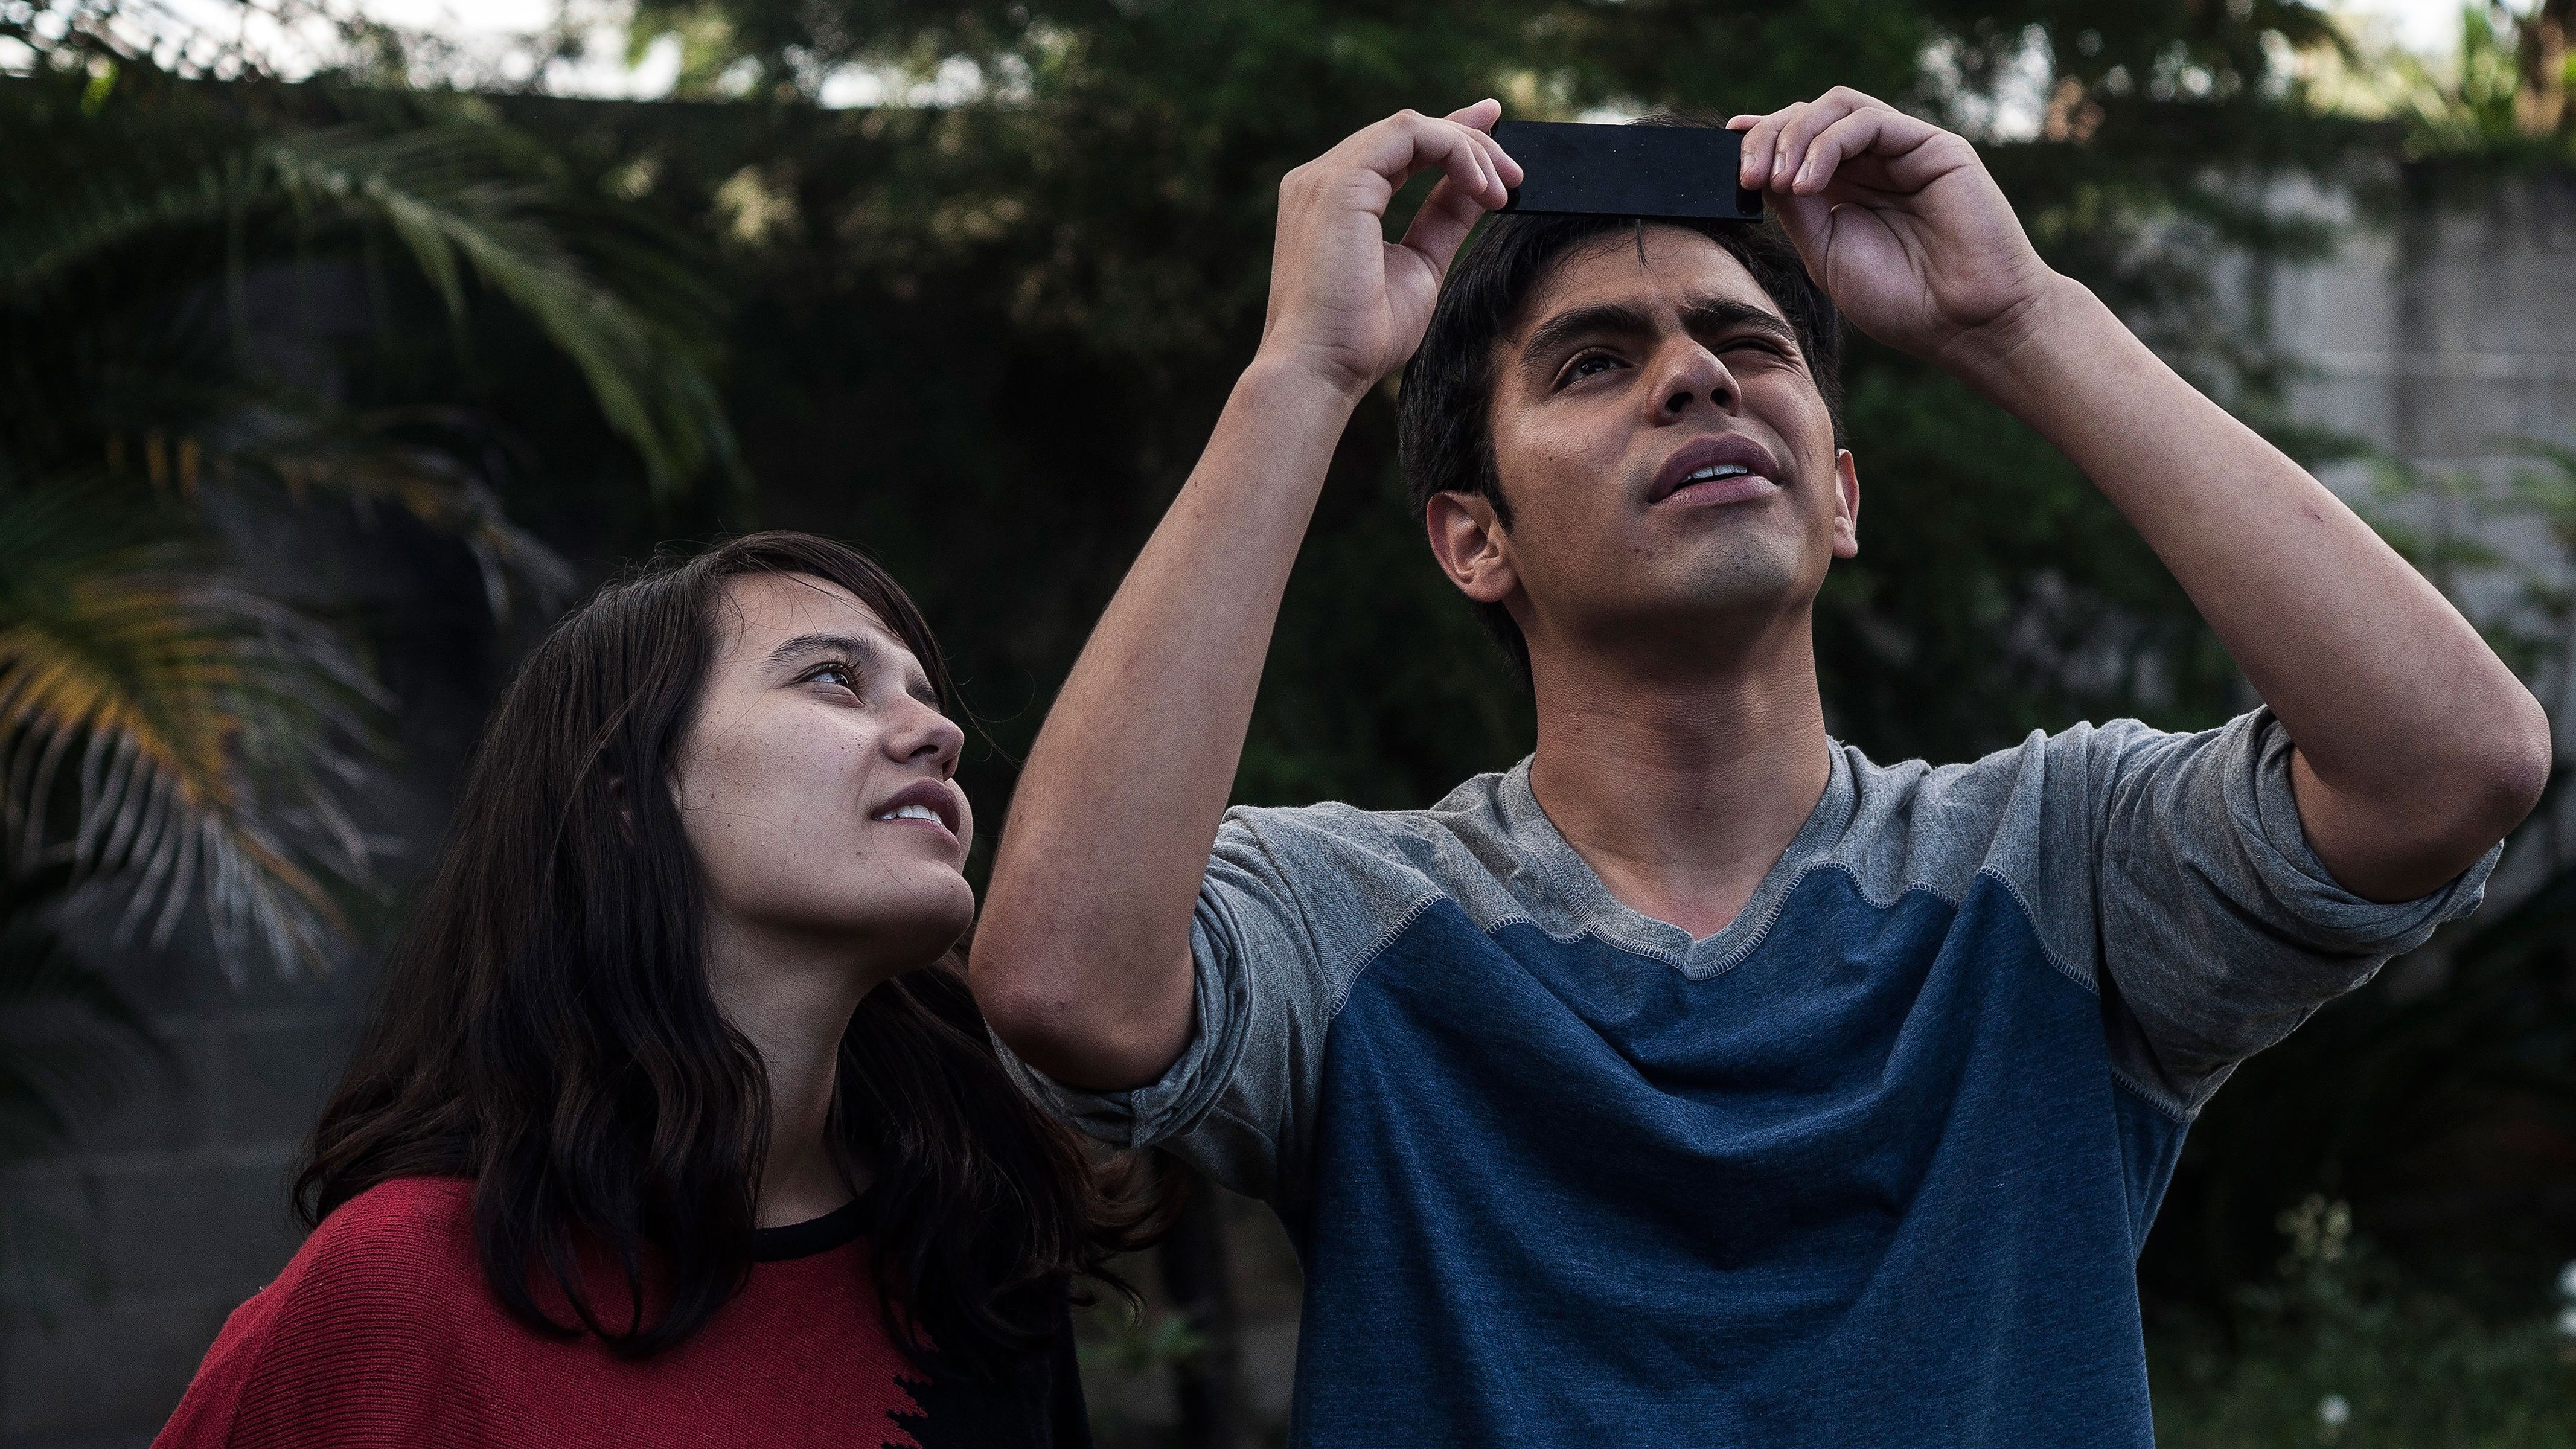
[1342,857,2194,1131]
[1323,893,1446,1018]
[1356,837,2101,997]
[1972,865,2100,996]
[2107,1060,2195,1124]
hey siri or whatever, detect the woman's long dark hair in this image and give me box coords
[297,531,1154,1369]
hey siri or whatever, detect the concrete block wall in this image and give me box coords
[2273,170,2576,517]
[0,968,372,1447]
[0,505,496,1447]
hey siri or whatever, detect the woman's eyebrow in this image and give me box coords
[767,632,875,667]
[767,632,939,704]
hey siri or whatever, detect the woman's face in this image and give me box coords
[670,572,974,974]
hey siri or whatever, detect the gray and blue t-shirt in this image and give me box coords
[1002,709,2495,1446]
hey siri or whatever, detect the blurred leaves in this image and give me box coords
[0,494,386,977]
[0,17,745,1211]
[0,47,745,988]
[564,0,2397,795]
[2152,1197,2576,1445]
[2146,441,2576,1303]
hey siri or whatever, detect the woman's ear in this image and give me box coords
[604,772,638,839]
[1425,491,1521,606]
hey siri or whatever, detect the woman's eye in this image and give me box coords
[806,663,858,691]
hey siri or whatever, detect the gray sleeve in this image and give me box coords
[992,805,1421,1207]
[2083,708,2501,1112]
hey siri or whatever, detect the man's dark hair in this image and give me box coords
[1396,208,1844,684]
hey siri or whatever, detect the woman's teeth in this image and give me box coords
[876,804,941,823]
[1688,464,1752,481]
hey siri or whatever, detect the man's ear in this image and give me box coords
[1425,490,1521,606]
[1830,449,1861,560]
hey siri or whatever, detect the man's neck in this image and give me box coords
[1525,614,1833,940]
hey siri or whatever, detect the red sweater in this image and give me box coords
[155,1177,1090,1448]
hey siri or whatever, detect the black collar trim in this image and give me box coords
[753,1191,872,1263]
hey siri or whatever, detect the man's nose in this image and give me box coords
[1654,344,1737,418]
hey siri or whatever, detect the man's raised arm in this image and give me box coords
[1733,88,2551,901]
[969,104,1521,1090]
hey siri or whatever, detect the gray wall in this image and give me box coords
[0,948,374,1446]
[4,161,2572,1449]
[2276,171,2576,491]
[0,496,507,1447]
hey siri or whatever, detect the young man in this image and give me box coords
[970,91,2551,1444]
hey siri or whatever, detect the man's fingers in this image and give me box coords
[1444,100,1524,188]
[1797,104,1955,196]
[1736,102,1804,190]
[1340,106,1517,209]
[1739,85,1908,192]
[1790,109,1889,195]
[1767,92,1867,193]
[1442,97,1502,129]
[1398,172,1492,274]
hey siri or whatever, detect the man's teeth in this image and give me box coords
[1687,463,1753,481]
[877,804,941,823]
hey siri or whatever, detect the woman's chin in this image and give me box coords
[869,874,978,965]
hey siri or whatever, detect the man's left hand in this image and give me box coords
[1731,88,2060,374]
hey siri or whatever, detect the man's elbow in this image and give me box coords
[967,943,1177,1093]
[2424,689,2555,858]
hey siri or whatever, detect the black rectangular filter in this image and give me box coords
[1493,121,1762,223]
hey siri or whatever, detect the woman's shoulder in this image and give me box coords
[263,1176,482,1310]
[153,1178,490,1448]
[301,1176,478,1261]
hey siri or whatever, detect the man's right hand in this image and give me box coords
[970,103,1518,1092]
[1256,101,1521,400]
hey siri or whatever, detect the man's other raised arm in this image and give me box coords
[969,105,1521,1090]
[1734,88,2549,902]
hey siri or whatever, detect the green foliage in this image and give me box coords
[549,0,2381,817]
[2150,1198,2576,1447]
[2146,443,2576,1304]
[0,491,386,976]
[0,14,746,1227]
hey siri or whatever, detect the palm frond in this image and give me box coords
[267,124,736,493]
[0,82,737,498]
[0,489,388,981]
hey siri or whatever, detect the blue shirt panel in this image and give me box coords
[1285,867,2179,1448]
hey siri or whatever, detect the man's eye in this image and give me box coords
[805,663,858,691]
[1562,353,1623,385]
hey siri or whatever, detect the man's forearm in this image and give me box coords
[1960,277,2549,899]
[971,359,1363,1088]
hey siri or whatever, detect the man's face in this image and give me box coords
[1440,225,1857,672]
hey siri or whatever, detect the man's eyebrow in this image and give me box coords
[1678,297,1800,348]
[1520,295,1801,366]
[767,631,938,702]
[1520,301,1660,362]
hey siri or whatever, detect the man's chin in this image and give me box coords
[1651,552,1822,621]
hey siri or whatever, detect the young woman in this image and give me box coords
[158,532,1145,1447]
